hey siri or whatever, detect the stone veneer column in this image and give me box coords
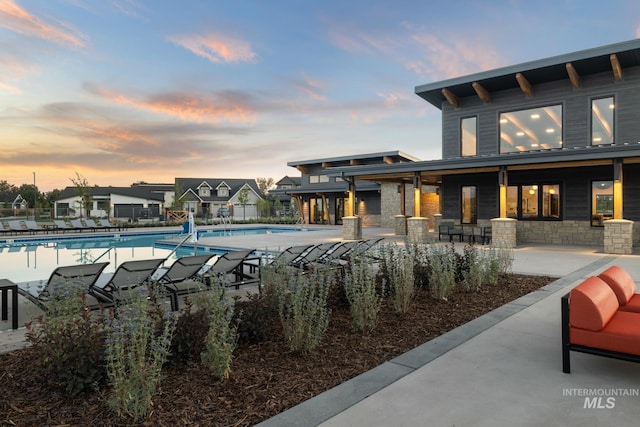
[490,218,517,248]
[407,217,429,243]
[394,214,407,235]
[604,219,633,254]
[342,216,362,240]
[433,214,442,234]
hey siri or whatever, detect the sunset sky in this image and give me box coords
[1,0,640,191]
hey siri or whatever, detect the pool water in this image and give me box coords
[0,227,302,283]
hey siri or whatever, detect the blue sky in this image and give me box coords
[1,0,639,191]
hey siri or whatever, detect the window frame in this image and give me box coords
[499,104,563,153]
[505,182,562,221]
[590,95,615,146]
[460,185,477,224]
[460,116,477,157]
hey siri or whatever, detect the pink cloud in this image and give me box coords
[84,83,256,123]
[0,0,84,47]
[169,32,256,63]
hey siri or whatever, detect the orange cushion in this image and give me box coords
[570,311,640,355]
[569,276,619,331]
[617,294,640,313]
[598,265,636,306]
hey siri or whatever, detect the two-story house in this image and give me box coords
[175,178,263,220]
[271,176,301,216]
[332,39,640,252]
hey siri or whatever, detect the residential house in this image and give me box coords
[277,151,420,226]
[271,176,301,216]
[0,193,28,210]
[174,178,263,220]
[331,39,640,252]
[55,183,172,221]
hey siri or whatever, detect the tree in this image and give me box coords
[70,172,91,218]
[256,177,274,195]
[171,182,185,210]
[237,186,250,221]
[0,180,18,199]
[17,184,40,208]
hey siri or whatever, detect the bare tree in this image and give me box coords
[70,172,91,218]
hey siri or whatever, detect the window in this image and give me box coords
[507,183,561,220]
[591,96,614,145]
[217,187,228,197]
[592,181,613,226]
[461,186,477,224]
[309,175,329,184]
[461,117,477,157]
[199,187,210,197]
[500,105,563,153]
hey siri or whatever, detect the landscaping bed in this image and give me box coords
[0,273,554,426]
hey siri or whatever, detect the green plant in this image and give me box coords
[25,288,107,396]
[168,298,210,365]
[195,282,238,379]
[104,286,176,422]
[234,293,277,343]
[428,245,457,300]
[278,268,332,354]
[379,244,415,313]
[343,253,382,332]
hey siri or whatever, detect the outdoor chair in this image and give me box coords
[95,218,118,230]
[598,265,640,313]
[153,254,216,311]
[24,220,47,234]
[163,249,257,311]
[7,220,26,235]
[70,219,91,231]
[16,262,111,312]
[89,258,166,305]
[438,221,463,242]
[53,219,74,232]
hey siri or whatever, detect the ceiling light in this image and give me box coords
[609,104,615,109]
[593,137,602,142]
[546,128,554,133]
[531,114,540,119]
[531,143,539,147]
[499,118,508,123]
[516,131,525,136]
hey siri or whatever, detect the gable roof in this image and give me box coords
[275,176,301,186]
[175,178,262,201]
[416,38,640,108]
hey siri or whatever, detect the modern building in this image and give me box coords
[273,151,421,226]
[331,39,640,252]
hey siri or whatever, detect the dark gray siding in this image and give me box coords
[441,67,640,159]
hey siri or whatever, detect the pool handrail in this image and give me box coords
[161,233,196,264]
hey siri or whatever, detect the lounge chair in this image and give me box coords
[153,254,217,310]
[317,241,361,264]
[7,220,26,235]
[53,219,74,233]
[292,242,343,268]
[70,218,90,231]
[95,218,118,230]
[24,220,47,234]
[163,249,257,311]
[89,258,166,304]
[16,262,111,312]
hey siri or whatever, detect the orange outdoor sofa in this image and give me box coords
[561,273,640,373]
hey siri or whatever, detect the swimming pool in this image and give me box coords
[0,226,303,283]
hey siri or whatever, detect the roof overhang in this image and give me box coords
[330,144,640,183]
[416,39,640,108]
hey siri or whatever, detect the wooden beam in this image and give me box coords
[472,82,491,103]
[350,159,361,166]
[566,62,580,88]
[441,88,459,108]
[515,72,532,96]
[610,54,623,81]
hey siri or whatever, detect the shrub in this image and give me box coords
[104,286,176,422]
[379,244,415,313]
[25,288,107,396]
[168,298,210,365]
[343,253,382,332]
[195,282,238,379]
[234,293,277,343]
[428,245,457,300]
[278,268,332,354]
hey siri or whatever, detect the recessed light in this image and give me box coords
[516,131,524,136]
[546,128,554,133]
[531,114,540,119]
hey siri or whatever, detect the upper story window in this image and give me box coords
[198,187,210,197]
[591,96,614,145]
[217,187,228,197]
[500,105,563,153]
[280,184,291,190]
[461,117,477,157]
[309,175,329,184]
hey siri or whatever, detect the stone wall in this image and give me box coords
[516,220,603,245]
[380,182,439,229]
